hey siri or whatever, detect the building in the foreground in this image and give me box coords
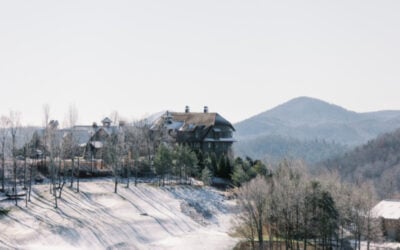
[372,200,400,241]
[151,106,236,157]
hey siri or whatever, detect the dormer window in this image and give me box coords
[101,117,112,128]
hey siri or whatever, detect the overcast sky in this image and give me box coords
[1,1,399,126]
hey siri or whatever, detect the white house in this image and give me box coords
[372,200,400,241]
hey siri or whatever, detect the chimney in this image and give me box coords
[204,106,209,113]
[185,105,190,113]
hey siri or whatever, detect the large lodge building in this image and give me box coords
[150,106,236,157]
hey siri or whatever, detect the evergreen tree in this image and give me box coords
[154,144,173,186]
[201,167,213,186]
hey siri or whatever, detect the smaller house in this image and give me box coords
[44,117,119,160]
[372,200,400,241]
[83,117,119,159]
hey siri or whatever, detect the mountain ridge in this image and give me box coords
[235,96,400,145]
[234,96,400,163]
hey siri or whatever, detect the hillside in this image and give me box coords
[0,180,237,249]
[323,128,400,199]
[234,135,348,164]
[234,97,400,163]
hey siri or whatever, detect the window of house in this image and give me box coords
[213,128,221,140]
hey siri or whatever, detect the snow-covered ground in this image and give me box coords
[0,179,239,249]
[359,241,400,250]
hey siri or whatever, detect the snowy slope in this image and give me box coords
[0,179,238,250]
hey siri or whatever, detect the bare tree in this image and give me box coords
[42,104,50,156]
[126,121,144,186]
[67,104,78,190]
[47,119,60,208]
[350,182,382,250]
[103,126,126,193]
[0,115,10,192]
[236,175,271,250]
[136,119,156,164]
[9,111,21,205]
[18,126,35,208]
[268,160,311,250]
[110,110,119,126]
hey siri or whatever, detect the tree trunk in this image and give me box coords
[135,162,138,187]
[296,206,300,250]
[77,157,80,192]
[58,182,65,198]
[91,153,94,174]
[23,157,27,190]
[28,162,33,202]
[354,234,357,250]
[314,237,317,250]
[126,163,130,188]
[1,154,4,192]
[13,159,17,206]
[25,187,28,207]
[303,216,308,250]
[53,184,58,208]
[114,175,118,193]
[258,214,263,250]
[70,158,74,187]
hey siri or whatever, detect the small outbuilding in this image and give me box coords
[372,200,400,241]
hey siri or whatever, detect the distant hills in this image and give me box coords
[234,97,400,163]
[323,128,400,199]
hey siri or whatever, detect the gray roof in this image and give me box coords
[102,117,112,124]
[152,111,235,132]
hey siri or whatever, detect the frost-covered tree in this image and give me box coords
[9,111,21,205]
[47,119,60,208]
[103,133,120,193]
[236,175,271,250]
[65,104,78,190]
[0,115,10,192]
[350,182,382,250]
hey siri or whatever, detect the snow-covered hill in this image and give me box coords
[0,179,238,249]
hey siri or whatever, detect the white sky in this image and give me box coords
[0,1,399,126]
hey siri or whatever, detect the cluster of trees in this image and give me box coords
[152,144,242,186]
[0,111,31,207]
[153,144,198,186]
[235,160,382,250]
[231,157,270,186]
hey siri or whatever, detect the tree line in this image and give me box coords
[235,160,382,250]
[323,128,400,199]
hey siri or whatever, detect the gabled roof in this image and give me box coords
[372,200,400,219]
[152,111,235,132]
[102,117,112,124]
[70,127,93,145]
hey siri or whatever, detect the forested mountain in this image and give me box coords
[234,135,347,164]
[234,97,400,163]
[323,128,400,199]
